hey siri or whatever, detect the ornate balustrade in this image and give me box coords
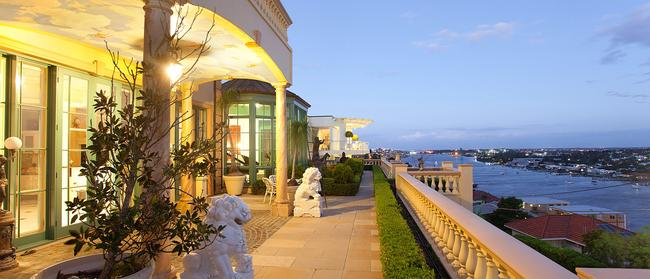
[408,170,462,196]
[395,172,577,279]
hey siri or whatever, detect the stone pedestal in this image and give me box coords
[271,186,297,217]
[0,211,17,271]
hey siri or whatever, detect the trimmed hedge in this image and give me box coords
[372,166,435,278]
[514,234,605,272]
[321,174,362,196]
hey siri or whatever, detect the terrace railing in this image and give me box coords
[362,158,381,166]
[395,172,577,279]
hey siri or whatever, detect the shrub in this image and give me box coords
[345,158,364,175]
[514,235,605,272]
[372,166,434,278]
[333,164,354,184]
[322,179,360,196]
[251,179,266,195]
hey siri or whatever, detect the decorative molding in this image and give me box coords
[248,0,292,41]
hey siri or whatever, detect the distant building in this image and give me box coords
[473,190,500,205]
[510,158,543,168]
[520,197,570,214]
[308,116,372,159]
[506,215,633,253]
[549,205,627,229]
[473,190,500,215]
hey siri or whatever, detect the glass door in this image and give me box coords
[11,60,48,240]
[0,56,6,210]
[58,71,90,230]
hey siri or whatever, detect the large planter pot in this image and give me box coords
[31,254,154,279]
[224,175,246,195]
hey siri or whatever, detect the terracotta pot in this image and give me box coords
[223,175,246,195]
[30,254,154,279]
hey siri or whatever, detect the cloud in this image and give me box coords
[600,49,627,64]
[606,91,649,99]
[602,4,650,48]
[600,4,650,64]
[400,11,417,21]
[412,22,514,50]
[410,40,444,50]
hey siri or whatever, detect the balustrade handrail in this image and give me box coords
[397,172,576,279]
[408,170,461,176]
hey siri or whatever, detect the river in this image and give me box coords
[402,154,650,231]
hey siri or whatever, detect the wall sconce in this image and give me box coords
[4,137,22,162]
[166,62,183,85]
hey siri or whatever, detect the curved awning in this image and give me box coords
[0,0,291,85]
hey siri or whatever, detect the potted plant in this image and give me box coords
[288,120,308,186]
[33,9,226,279]
[223,131,246,195]
[220,87,246,195]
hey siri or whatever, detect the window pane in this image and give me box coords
[20,109,47,148]
[19,151,46,192]
[70,76,88,114]
[19,192,45,236]
[256,103,271,117]
[19,63,46,106]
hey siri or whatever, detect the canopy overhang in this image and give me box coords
[0,0,292,85]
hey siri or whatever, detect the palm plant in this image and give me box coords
[289,120,308,184]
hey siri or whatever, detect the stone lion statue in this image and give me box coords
[293,167,324,217]
[180,194,253,279]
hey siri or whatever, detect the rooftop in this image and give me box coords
[551,205,623,214]
[222,79,311,108]
[505,215,633,246]
[521,197,570,206]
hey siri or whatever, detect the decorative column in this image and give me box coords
[458,164,474,210]
[0,156,17,270]
[142,1,175,278]
[271,83,291,216]
[178,82,195,210]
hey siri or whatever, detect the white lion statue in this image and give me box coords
[293,167,324,217]
[180,194,253,279]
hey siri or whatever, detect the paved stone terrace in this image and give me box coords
[251,170,382,279]
[3,208,289,279]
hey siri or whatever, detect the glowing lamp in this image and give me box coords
[4,137,22,161]
[166,63,183,84]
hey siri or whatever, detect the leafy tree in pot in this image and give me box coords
[65,7,226,279]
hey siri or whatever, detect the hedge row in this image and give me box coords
[321,174,362,196]
[372,166,435,278]
[514,234,605,272]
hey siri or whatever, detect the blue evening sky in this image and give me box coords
[282,1,650,150]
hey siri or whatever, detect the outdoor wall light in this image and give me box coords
[4,137,22,161]
[166,62,183,85]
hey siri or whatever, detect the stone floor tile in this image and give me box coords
[258,267,315,279]
[291,256,345,270]
[312,269,343,279]
[252,255,296,267]
[342,271,383,279]
[344,258,372,272]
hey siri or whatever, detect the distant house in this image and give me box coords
[520,197,570,214]
[473,190,500,215]
[473,190,500,205]
[549,205,627,229]
[505,215,633,253]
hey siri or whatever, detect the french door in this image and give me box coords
[10,59,49,244]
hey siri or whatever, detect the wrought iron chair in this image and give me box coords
[262,177,276,205]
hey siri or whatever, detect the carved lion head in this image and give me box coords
[302,167,322,184]
[207,194,252,226]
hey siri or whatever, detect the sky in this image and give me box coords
[282,1,650,150]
